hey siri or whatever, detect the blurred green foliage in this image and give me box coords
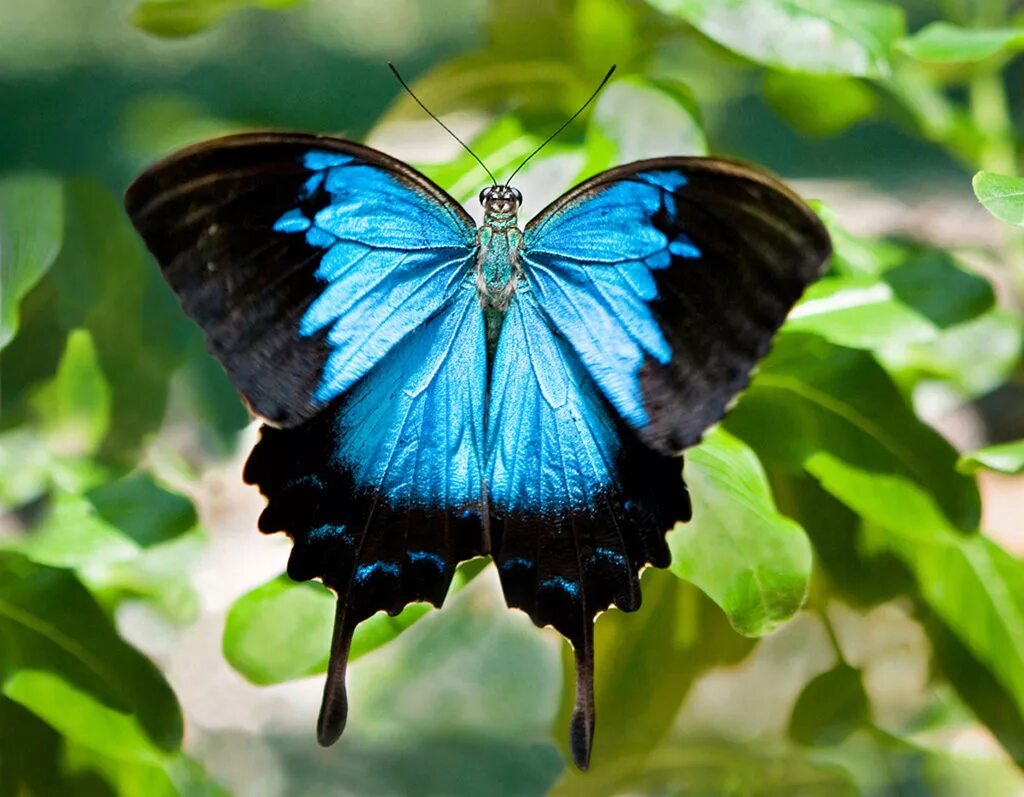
[2,0,1024,794]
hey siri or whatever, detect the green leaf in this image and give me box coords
[647,0,905,76]
[809,458,1024,728]
[31,329,111,456]
[788,275,936,347]
[222,576,333,685]
[787,248,994,350]
[132,0,304,37]
[0,472,203,619]
[973,171,1024,226]
[876,307,1023,397]
[48,180,198,463]
[572,0,640,70]
[223,559,488,685]
[789,664,871,746]
[811,202,907,278]
[4,670,165,765]
[0,174,63,350]
[0,429,106,511]
[957,439,1024,475]
[550,574,755,794]
[814,727,1021,796]
[9,491,140,572]
[925,613,1024,769]
[0,697,115,796]
[558,736,858,795]
[767,470,913,607]
[99,532,205,622]
[488,0,579,61]
[725,334,981,531]
[415,117,549,204]
[379,55,584,124]
[5,672,228,797]
[0,553,182,752]
[898,22,1024,64]
[670,427,811,636]
[763,73,877,136]
[86,473,198,548]
[588,76,707,164]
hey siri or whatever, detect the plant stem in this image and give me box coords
[968,0,1024,296]
[819,606,848,666]
[969,71,1016,177]
[969,69,1024,294]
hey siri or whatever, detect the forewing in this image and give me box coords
[485,290,691,769]
[125,132,477,426]
[523,159,830,454]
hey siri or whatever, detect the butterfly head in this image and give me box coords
[479,185,523,216]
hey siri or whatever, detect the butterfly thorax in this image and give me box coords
[477,186,526,353]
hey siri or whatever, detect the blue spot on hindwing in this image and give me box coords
[407,551,446,573]
[307,523,350,544]
[354,561,400,584]
[285,474,323,491]
[587,546,627,568]
[539,576,580,599]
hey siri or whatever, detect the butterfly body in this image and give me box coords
[475,211,523,349]
[124,131,830,770]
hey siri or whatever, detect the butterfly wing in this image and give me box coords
[489,159,829,767]
[125,133,487,744]
[486,289,692,768]
[523,158,831,453]
[125,132,478,427]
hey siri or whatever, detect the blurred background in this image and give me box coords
[1,0,1024,794]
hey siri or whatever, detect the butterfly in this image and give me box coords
[124,85,830,769]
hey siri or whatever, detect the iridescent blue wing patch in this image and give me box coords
[492,158,830,767]
[523,159,831,454]
[125,132,487,746]
[125,132,477,427]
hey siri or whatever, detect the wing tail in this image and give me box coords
[318,598,355,746]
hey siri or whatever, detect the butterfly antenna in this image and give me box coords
[504,64,616,187]
[388,62,498,187]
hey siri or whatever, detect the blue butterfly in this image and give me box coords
[125,103,829,769]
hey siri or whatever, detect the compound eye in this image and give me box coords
[478,188,490,205]
[512,188,523,205]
